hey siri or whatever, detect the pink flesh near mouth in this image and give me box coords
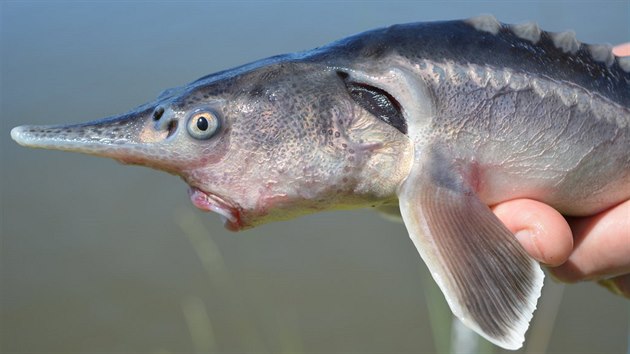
[188,187,243,231]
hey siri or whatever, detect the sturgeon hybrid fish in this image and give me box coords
[10,15,630,350]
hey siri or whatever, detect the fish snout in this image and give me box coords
[9,105,178,165]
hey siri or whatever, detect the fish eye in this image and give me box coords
[186,110,220,140]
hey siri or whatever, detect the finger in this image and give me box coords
[612,43,630,56]
[598,274,630,299]
[551,200,630,283]
[492,199,573,266]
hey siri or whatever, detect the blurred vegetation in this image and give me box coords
[174,209,571,354]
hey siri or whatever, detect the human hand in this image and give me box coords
[612,43,630,56]
[490,43,630,298]
[493,199,629,298]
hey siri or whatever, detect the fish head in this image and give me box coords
[11,57,413,230]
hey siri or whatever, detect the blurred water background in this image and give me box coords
[1,1,629,353]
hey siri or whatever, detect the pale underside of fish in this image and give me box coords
[11,15,630,350]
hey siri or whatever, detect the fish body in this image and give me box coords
[11,15,630,350]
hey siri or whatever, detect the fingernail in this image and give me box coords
[515,229,544,263]
[515,230,532,249]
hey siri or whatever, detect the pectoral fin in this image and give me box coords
[398,146,543,350]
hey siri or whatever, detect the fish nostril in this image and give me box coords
[166,120,178,138]
[153,107,165,121]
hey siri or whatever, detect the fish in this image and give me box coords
[10,15,630,350]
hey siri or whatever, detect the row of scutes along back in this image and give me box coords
[464,14,630,72]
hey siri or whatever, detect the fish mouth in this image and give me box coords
[187,187,244,231]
